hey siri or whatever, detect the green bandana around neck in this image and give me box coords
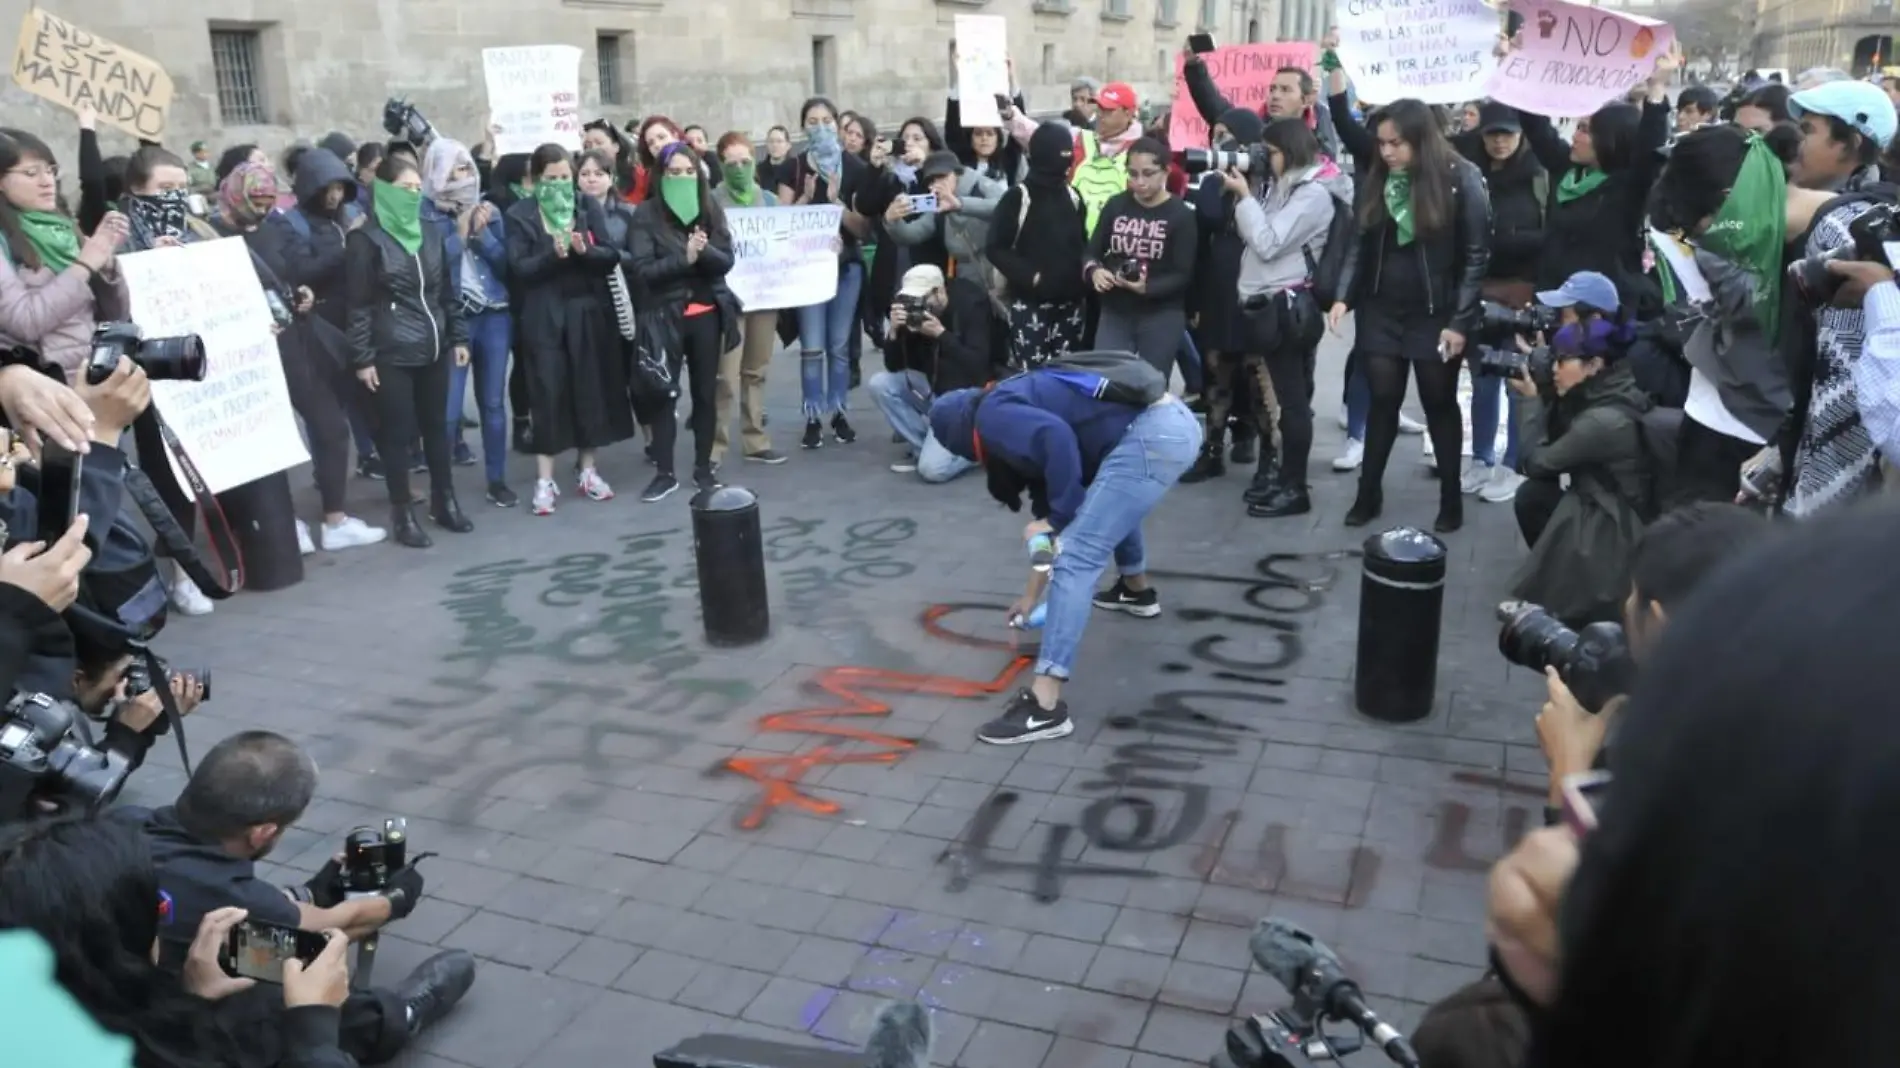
[660,175,701,226]
[509,181,531,202]
[372,179,423,254]
[534,179,576,234]
[18,211,80,271]
[1557,167,1610,204]
[1694,135,1787,340]
[722,162,758,206]
[1383,171,1416,246]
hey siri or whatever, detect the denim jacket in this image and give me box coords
[421,200,509,309]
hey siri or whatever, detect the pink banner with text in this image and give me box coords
[1488,0,1673,118]
[1168,42,1320,149]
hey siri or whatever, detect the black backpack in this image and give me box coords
[1305,186,1357,308]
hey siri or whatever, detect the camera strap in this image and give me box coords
[125,410,243,599]
[138,645,193,775]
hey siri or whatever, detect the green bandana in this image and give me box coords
[1383,171,1416,247]
[17,211,79,271]
[1694,135,1787,341]
[534,179,575,234]
[722,162,758,206]
[1557,167,1610,204]
[509,181,530,202]
[660,175,701,226]
[372,179,423,254]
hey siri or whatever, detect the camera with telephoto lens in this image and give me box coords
[0,691,132,820]
[1475,300,1562,347]
[121,650,211,705]
[1474,342,1556,384]
[342,818,409,894]
[1496,600,1636,714]
[895,293,928,329]
[1180,146,1254,174]
[84,322,208,387]
[1786,202,1898,305]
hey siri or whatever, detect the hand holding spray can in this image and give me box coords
[1008,601,1048,629]
[1026,532,1057,572]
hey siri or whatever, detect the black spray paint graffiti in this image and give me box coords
[941,551,1358,903]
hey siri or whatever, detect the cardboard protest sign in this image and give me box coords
[1168,42,1319,149]
[954,14,1011,127]
[11,7,172,139]
[1336,0,1498,105]
[483,45,583,156]
[1488,0,1673,118]
[725,205,846,312]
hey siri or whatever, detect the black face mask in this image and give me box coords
[125,189,189,244]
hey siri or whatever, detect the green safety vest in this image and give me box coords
[1070,130,1128,237]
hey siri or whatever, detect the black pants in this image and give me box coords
[1514,477,1564,548]
[370,358,452,508]
[219,983,409,1067]
[1360,351,1462,499]
[1672,416,1759,507]
[508,346,530,428]
[281,350,354,515]
[637,311,722,475]
[1262,338,1319,485]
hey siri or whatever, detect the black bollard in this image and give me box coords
[691,485,770,646]
[216,471,303,592]
[1354,526,1448,724]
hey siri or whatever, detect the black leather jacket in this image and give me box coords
[626,203,738,313]
[1335,154,1491,336]
[343,222,467,369]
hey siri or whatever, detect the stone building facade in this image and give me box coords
[1754,0,1895,74]
[0,0,1335,160]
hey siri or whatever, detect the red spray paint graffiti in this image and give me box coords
[721,604,1032,830]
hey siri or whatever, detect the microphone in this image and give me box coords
[1249,918,1420,1068]
[862,1000,933,1068]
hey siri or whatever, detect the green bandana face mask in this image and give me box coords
[534,179,576,234]
[660,175,701,226]
[1693,135,1787,340]
[722,162,757,206]
[372,179,423,254]
[1383,170,1416,247]
[1557,166,1610,205]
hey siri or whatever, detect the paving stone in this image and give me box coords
[675,963,774,1016]
[611,949,705,1001]
[551,937,646,987]
[439,911,584,972]
[1042,1037,1135,1068]
[956,1021,1055,1068]
[1012,934,1100,985]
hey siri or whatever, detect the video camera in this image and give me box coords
[1181,146,1254,174]
[382,98,435,147]
[1787,202,1898,305]
[1496,600,1636,714]
[342,818,409,895]
[85,322,207,387]
[0,692,133,819]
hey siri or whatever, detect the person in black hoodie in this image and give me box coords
[1082,138,1200,375]
[1327,98,1491,532]
[870,263,993,481]
[345,154,474,548]
[986,124,1090,368]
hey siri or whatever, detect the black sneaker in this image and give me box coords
[358,454,386,481]
[694,464,723,492]
[976,689,1075,745]
[485,482,519,508]
[1092,578,1161,618]
[802,420,824,449]
[744,449,789,465]
[640,472,680,502]
[397,949,477,1035]
[452,441,477,467]
[831,414,857,444]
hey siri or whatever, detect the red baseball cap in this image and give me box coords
[1097,83,1138,112]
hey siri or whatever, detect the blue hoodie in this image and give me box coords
[930,373,1142,530]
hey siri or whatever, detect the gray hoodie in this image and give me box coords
[1233,162,1351,299]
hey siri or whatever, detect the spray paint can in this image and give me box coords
[1026,532,1057,572]
[1009,601,1048,629]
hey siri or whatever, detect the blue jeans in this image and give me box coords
[1466,371,1519,467]
[866,370,973,483]
[797,261,864,420]
[447,309,512,483]
[1344,352,1370,442]
[1037,398,1202,679]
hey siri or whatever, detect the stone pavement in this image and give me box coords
[122,332,1552,1068]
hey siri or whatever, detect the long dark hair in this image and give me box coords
[634,115,685,172]
[527,143,570,180]
[1583,102,1642,173]
[0,128,63,270]
[654,142,727,242]
[213,143,258,185]
[897,117,947,156]
[1357,99,1458,236]
[0,816,225,1068]
[1647,124,1759,236]
[1261,117,1320,173]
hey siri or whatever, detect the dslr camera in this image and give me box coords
[85,322,208,387]
[1180,146,1253,174]
[895,293,929,329]
[1103,254,1145,284]
[342,818,409,895]
[0,691,133,820]
[122,649,211,705]
[1787,202,1898,305]
[1496,600,1636,714]
[1474,300,1562,348]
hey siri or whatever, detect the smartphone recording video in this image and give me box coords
[1188,33,1216,54]
[34,441,82,543]
[910,193,940,214]
[222,918,329,984]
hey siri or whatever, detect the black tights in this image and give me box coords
[1359,351,1462,499]
[636,311,722,475]
[370,357,452,508]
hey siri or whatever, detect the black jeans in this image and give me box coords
[1360,351,1462,499]
[1262,338,1319,484]
[369,357,452,508]
[1672,416,1758,507]
[638,311,722,475]
[1514,476,1564,548]
[218,983,409,1067]
[281,349,354,515]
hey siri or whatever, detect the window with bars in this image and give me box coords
[209,30,266,125]
[597,34,624,105]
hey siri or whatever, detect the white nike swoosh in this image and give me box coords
[1025,715,1058,730]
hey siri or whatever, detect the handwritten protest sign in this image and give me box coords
[1336,0,1497,105]
[120,240,307,496]
[11,8,172,139]
[1488,0,1672,118]
[483,45,582,156]
[1168,42,1319,149]
[954,15,1011,127]
[725,205,846,312]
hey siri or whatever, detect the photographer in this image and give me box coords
[1082,138,1199,374]
[870,265,992,482]
[1503,271,1651,627]
[126,730,474,1062]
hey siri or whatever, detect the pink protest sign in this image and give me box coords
[1168,42,1320,149]
[1488,0,1673,118]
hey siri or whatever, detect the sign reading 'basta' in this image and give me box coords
[11,7,172,139]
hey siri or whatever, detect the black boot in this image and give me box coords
[1435,487,1464,533]
[432,489,474,534]
[392,503,432,548]
[396,949,477,1036]
[1241,460,1281,504]
[1179,438,1226,483]
[1229,424,1258,465]
[1249,482,1312,518]
[1343,485,1383,527]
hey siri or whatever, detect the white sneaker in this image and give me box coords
[532,478,559,516]
[295,519,315,556]
[1399,412,1426,434]
[1461,461,1495,495]
[1480,468,1526,503]
[320,515,388,551]
[577,467,615,501]
[170,576,214,617]
[1331,438,1364,472]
